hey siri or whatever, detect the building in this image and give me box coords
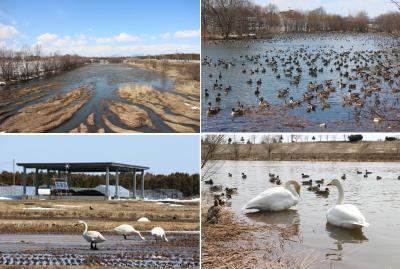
[142,189,184,200]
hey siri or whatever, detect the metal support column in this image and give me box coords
[114,170,119,199]
[35,168,39,196]
[47,169,50,188]
[141,170,144,199]
[132,169,136,199]
[105,166,110,200]
[22,167,27,196]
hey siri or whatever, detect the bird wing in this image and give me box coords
[86,231,106,242]
[244,187,297,211]
[114,224,134,233]
[327,204,369,228]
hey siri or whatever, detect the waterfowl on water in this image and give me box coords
[326,179,369,229]
[376,176,382,180]
[243,180,300,212]
[301,173,310,178]
[204,179,213,185]
[316,187,330,196]
[228,173,232,177]
[341,174,346,180]
[242,173,247,179]
[302,179,312,185]
[315,179,324,184]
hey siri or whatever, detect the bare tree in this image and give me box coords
[391,0,400,10]
[201,134,226,181]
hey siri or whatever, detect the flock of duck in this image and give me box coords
[75,219,168,250]
[203,33,400,128]
[207,168,400,230]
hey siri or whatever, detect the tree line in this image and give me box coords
[202,0,400,38]
[0,171,199,197]
[0,44,88,84]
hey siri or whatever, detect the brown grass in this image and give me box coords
[0,85,92,133]
[0,200,199,234]
[201,205,317,269]
[107,99,155,129]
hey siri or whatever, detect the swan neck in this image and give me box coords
[82,222,88,234]
[336,182,344,205]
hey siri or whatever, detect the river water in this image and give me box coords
[201,33,400,132]
[203,160,400,269]
[1,63,177,132]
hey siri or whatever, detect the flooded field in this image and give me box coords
[201,33,400,132]
[0,63,199,133]
[203,160,400,269]
[0,233,199,267]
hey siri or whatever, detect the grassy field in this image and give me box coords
[0,199,199,234]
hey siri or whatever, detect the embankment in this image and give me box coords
[202,141,400,162]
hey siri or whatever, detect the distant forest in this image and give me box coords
[0,172,199,197]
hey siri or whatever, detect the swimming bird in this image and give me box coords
[376,176,382,180]
[243,180,300,212]
[326,179,369,229]
[228,173,232,177]
[114,224,145,240]
[302,179,312,185]
[205,179,214,185]
[151,227,168,242]
[341,174,346,180]
[75,220,106,250]
[315,179,324,184]
[301,173,310,178]
[242,173,247,179]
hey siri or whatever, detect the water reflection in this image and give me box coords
[245,209,300,226]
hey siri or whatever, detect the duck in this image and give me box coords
[228,173,232,177]
[301,173,310,178]
[242,180,300,212]
[356,170,362,174]
[151,227,168,242]
[315,179,324,184]
[231,108,244,116]
[376,176,382,180]
[316,187,330,196]
[308,184,321,192]
[302,179,312,185]
[326,179,369,229]
[341,174,346,180]
[207,102,220,115]
[242,173,247,179]
[113,224,145,240]
[204,179,214,185]
[75,220,106,250]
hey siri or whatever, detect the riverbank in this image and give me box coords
[201,201,316,268]
[202,141,400,162]
[0,199,199,233]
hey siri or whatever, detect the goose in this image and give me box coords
[151,227,168,242]
[114,224,145,240]
[243,180,300,212]
[75,220,106,250]
[326,179,369,229]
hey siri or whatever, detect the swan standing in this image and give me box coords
[243,180,301,211]
[113,224,145,240]
[326,179,369,229]
[151,227,168,242]
[75,220,106,250]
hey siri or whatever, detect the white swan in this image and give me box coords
[137,217,150,222]
[326,179,369,229]
[75,220,106,250]
[151,227,168,242]
[114,224,145,240]
[243,180,300,211]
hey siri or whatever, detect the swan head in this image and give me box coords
[285,180,301,195]
[327,178,342,187]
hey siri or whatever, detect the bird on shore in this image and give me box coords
[75,220,106,250]
[151,227,168,243]
[242,180,300,212]
[326,179,369,229]
[113,224,145,240]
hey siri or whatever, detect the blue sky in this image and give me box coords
[0,135,200,174]
[256,0,398,17]
[0,0,199,56]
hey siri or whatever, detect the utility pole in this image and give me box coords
[13,159,15,186]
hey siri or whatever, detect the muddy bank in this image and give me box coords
[115,84,199,133]
[0,85,93,133]
[202,141,400,162]
[0,233,199,267]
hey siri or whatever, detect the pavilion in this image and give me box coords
[16,162,149,199]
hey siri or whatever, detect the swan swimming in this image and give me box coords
[113,224,145,240]
[326,179,369,229]
[243,180,300,211]
[75,220,106,250]
[151,227,168,242]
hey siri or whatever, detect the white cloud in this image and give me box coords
[96,32,141,44]
[174,30,200,38]
[37,33,58,43]
[160,32,172,39]
[0,23,19,39]
[0,41,6,47]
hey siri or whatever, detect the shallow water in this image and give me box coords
[201,33,400,132]
[203,160,400,269]
[1,63,177,132]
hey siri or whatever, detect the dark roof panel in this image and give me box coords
[16,162,149,172]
